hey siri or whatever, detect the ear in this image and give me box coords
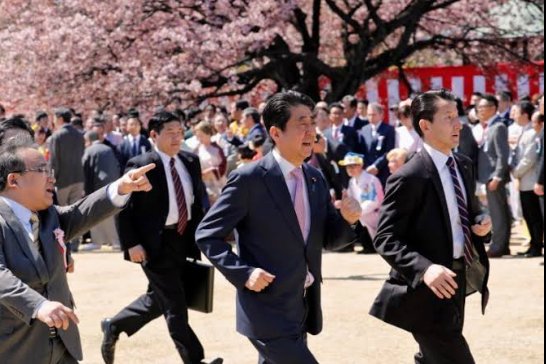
[269,126,281,144]
[419,119,431,135]
[150,130,158,140]
[6,173,20,189]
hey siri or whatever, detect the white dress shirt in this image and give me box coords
[423,144,468,259]
[155,148,194,225]
[396,126,423,153]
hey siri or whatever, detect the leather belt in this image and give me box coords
[164,224,178,230]
[49,327,58,338]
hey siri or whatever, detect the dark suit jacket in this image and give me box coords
[117,136,153,170]
[456,124,479,173]
[119,150,206,265]
[0,187,122,362]
[347,116,368,131]
[369,150,490,334]
[195,153,355,340]
[359,122,396,186]
[477,116,510,184]
[245,124,267,143]
[49,124,85,189]
[324,125,360,188]
[82,142,121,195]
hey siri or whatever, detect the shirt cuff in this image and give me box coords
[107,180,131,208]
[32,300,48,319]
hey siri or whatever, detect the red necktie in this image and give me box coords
[169,158,188,235]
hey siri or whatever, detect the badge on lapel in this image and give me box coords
[53,228,68,269]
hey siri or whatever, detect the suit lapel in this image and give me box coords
[261,154,305,243]
[454,154,474,216]
[303,164,319,245]
[178,152,199,205]
[38,209,62,275]
[0,199,49,284]
[420,151,454,254]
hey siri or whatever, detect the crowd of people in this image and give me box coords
[0,89,543,259]
[0,85,544,364]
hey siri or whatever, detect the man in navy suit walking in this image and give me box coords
[196,91,361,364]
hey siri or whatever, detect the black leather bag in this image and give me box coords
[184,259,215,314]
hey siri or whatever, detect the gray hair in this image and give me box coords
[368,102,385,114]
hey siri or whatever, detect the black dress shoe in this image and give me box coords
[202,358,224,364]
[101,319,119,364]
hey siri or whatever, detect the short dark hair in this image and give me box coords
[517,101,536,120]
[243,107,261,125]
[148,111,181,134]
[455,98,466,117]
[472,92,484,98]
[398,104,412,119]
[481,94,499,111]
[262,91,315,133]
[329,102,344,113]
[238,145,257,160]
[54,108,72,124]
[497,91,513,103]
[411,89,457,137]
[0,137,33,191]
[251,134,266,149]
[357,99,369,107]
[127,108,140,119]
[71,117,84,128]
[35,111,48,122]
[235,100,250,111]
[0,117,34,146]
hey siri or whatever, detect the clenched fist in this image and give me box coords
[246,269,276,293]
[339,191,362,225]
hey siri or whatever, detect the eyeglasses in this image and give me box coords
[16,167,55,179]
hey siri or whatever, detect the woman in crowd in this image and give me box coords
[194,121,228,203]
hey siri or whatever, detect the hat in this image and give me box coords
[339,153,364,166]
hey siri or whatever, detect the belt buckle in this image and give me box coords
[49,327,58,338]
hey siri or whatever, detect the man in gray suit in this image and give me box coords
[476,95,512,258]
[49,108,86,252]
[0,138,155,363]
[82,131,122,251]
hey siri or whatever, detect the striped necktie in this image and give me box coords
[30,213,42,255]
[169,158,189,235]
[446,157,474,266]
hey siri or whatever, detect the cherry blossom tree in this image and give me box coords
[0,0,543,114]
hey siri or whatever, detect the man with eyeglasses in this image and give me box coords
[0,136,155,364]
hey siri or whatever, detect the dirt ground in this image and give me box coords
[70,225,544,364]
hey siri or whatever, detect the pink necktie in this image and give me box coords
[291,168,307,240]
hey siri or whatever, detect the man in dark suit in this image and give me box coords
[196,91,361,364]
[323,103,360,188]
[342,95,368,131]
[370,90,492,363]
[358,103,396,186]
[0,137,154,364]
[82,131,122,250]
[117,116,152,170]
[242,107,267,143]
[535,95,545,217]
[101,111,222,364]
[476,95,512,258]
[49,108,86,252]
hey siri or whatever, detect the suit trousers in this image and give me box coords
[486,182,512,254]
[520,191,544,252]
[109,229,205,364]
[90,215,120,248]
[249,333,319,364]
[57,183,85,252]
[412,262,475,364]
[48,338,78,364]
